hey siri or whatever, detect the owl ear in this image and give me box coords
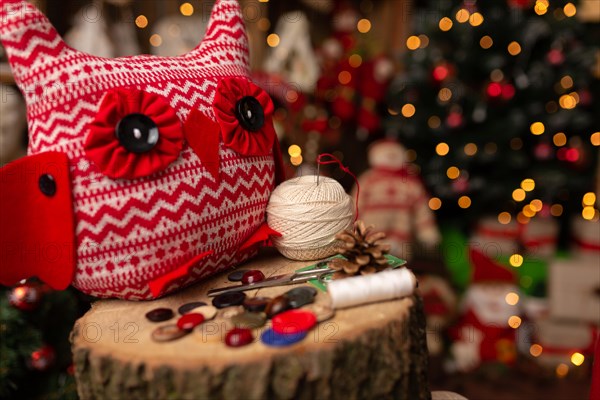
[186,0,250,71]
[0,0,70,92]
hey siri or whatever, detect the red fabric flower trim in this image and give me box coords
[85,88,183,180]
[213,77,276,156]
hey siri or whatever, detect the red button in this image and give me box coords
[241,270,265,285]
[225,328,254,347]
[272,310,317,335]
[176,313,205,331]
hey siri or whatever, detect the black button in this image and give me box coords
[145,307,174,322]
[38,174,56,197]
[212,291,246,309]
[228,269,249,282]
[284,287,316,309]
[116,113,159,153]
[178,301,207,315]
[235,96,265,132]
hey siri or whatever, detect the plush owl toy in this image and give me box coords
[0,0,285,300]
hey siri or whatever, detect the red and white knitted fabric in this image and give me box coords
[0,0,278,299]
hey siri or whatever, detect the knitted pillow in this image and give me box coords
[0,0,284,300]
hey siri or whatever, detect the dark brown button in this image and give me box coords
[178,301,207,315]
[265,295,290,318]
[151,324,189,342]
[228,269,249,282]
[284,287,316,309]
[231,312,267,329]
[287,286,317,298]
[145,308,174,322]
[243,296,271,312]
[212,291,246,309]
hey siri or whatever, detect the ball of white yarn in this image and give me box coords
[267,175,354,261]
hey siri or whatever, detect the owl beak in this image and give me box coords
[184,108,221,180]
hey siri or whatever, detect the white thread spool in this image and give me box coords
[327,268,417,309]
[266,175,354,261]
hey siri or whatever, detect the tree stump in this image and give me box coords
[71,249,430,400]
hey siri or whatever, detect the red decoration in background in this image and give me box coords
[8,282,45,311]
[85,88,183,180]
[433,65,450,82]
[446,112,464,129]
[470,247,516,283]
[501,83,516,100]
[508,0,531,9]
[547,49,565,66]
[29,346,55,371]
[534,142,553,160]
[487,82,515,100]
[487,82,502,98]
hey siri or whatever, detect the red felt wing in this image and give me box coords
[0,152,76,289]
[239,223,282,251]
[148,250,213,298]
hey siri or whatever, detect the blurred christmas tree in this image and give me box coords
[386,0,600,229]
[0,283,88,399]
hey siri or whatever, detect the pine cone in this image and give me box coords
[328,220,392,276]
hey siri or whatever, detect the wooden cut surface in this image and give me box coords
[72,249,430,400]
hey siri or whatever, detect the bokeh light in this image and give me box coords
[439,17,453,31]
[149,34,163,47]
[135,15,148,29]
[530,122,545,135]
[512,188,526,202]
[429,197,442,211]
[180,3,194,16]
[402,104,416,117]
[267,33,280,47]
[480,35,493,49]
[436,142,450,156]
[458,196,471,208]
[498,212,511,224]
[508,315,522,329]
[357,18,372,33]
[505,292,519,305]
[553,132,567,146]
[509,253,524,267]
[447,166,460,179]
[530,344,543,357]
[508,41,522,56]
[571,352,585,366]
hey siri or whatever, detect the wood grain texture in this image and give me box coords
[71,249,430,400]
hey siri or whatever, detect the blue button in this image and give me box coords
[260,328,307,347]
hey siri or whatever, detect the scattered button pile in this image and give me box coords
[147,268,334,348]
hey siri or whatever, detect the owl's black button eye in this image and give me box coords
[116,113,159,153]
[235,96,264,132]
[39,174,56,197]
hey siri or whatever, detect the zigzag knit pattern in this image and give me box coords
[0,0,276,299]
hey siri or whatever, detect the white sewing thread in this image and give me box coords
[266,175,354,261]
[327,268,416,309]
